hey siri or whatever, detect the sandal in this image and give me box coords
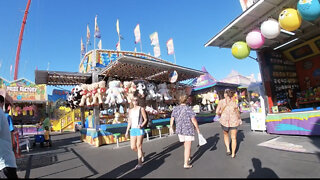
[231,154,236,158]
[135,164,143,170]
[183,164,193,169]
[226,152,231,156]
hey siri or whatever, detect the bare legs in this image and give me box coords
[230,129,237,158]
[184,141,192,168]
[223,129,238,158]
[130,135,144,166]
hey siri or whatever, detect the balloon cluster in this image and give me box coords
[231,0,320,60]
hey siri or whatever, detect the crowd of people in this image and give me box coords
[125,88,242,169]
[0,88,242,178]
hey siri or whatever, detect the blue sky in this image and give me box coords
[0,0,260,94]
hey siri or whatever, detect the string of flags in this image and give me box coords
[81,16,176,62]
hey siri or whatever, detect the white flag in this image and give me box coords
[134,24,141,44]
[116,41,121,51]
[149,32,159,46]
[94,15,101,38]
[97,39,102,49]
[116,19,120,36]
[153,45,161,58]
[166,38,174,55]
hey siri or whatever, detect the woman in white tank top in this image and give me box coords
[125,97,148,169]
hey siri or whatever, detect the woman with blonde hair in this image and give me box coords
[169,94,201,169]
[125,96,148,169]
[216,89,242,158]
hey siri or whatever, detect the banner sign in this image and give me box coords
[2,78,47,102]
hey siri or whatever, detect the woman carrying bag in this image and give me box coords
[216,89,242,158]
[169,95,201,169]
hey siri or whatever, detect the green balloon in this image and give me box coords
[231,41,250,59]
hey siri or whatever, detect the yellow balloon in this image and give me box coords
[278,8,302,31]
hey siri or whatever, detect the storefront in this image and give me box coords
[205,0,320,135]
[0,77,47,135]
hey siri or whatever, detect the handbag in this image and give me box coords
[138,107,148,128]
[214,103,227,122]
[198,133,207,146]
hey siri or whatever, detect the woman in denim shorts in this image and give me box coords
[125,97,148,169]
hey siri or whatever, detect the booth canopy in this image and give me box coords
[205,0,320,51]
[35,70,92,85]
[99,55,204,83]
[191,66,239,91]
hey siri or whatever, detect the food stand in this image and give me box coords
[35,49,204,147]
[205,0,320,135]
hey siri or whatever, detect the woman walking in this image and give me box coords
[125,97,148,169]
[169,95,200,169]
[216,89,242,158]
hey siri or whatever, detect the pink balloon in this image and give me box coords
[246,29,265,49]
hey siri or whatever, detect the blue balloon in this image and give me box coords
[297,0,320,21]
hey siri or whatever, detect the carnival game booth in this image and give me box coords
[0,77,47,136]
[205,0,320,135]
[189,67,239,122]
[36,49,204,147]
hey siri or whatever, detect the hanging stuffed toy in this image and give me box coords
[105,80,125,107]
[79,84,88,106]
[146,82,158,101]
[157,82,172,101]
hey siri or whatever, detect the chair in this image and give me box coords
[19,136,30,152]
[144,128,151,141]
[166,125,171,135]
[156,125,163,138]
[113,133,121,148]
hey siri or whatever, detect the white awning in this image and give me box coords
[205,0,320,51]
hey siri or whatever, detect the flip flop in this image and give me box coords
[184,164,193,169]
[231,154,236,158]
[226,152,231,156]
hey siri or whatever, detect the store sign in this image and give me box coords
[2,79,47,101]
[239,0,258,11]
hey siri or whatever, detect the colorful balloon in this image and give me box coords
[231,41,250,59]
[246,29,265,49]
[297,0,320,21]
[260,18,281,39]
[278,8,302,31]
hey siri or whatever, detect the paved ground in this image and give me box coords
[15,114,320,178]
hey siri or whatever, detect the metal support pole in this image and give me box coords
[92,67,100,130]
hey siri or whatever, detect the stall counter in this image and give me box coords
[266,110,320,135]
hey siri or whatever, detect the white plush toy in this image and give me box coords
[79,84,89,106]
[91,82,100,106]
[136,81,146,98]
[127,82,136,104]
[146,82,158,100]
[105,80,125,106]
[86,84,93,107]
[157,82,172,101]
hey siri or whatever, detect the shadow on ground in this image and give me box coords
[98,141,183,178]
[247,157,279,178]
